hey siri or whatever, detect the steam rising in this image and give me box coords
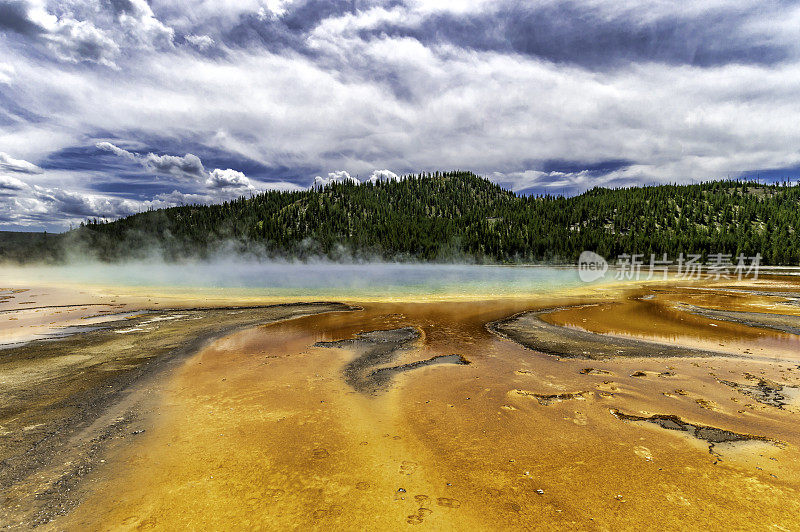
[4,259,585,299]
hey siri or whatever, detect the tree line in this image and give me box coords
[4,171,799,265]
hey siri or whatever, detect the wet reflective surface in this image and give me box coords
[60,283,800,530]
[544,286,800,361]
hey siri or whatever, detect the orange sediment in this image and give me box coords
[60,284,800,530]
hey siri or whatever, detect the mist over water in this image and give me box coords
[3,261,592,299]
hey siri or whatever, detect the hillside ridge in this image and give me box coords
[4,171,799,265]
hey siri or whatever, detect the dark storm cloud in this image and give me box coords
[359,3,789,68]
[220,3,337,52]
[541,159,634,176]
[185,0,792,69]
[0,1,42,36]
[104,0,136,16]
[72,37,112,63]
[282,0,357,32]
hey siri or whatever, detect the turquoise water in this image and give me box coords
[4,262,595,299]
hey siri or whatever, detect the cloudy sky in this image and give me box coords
[2,0,800,231]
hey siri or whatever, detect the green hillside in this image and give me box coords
[0,231,57,263]
[5,171,800,265]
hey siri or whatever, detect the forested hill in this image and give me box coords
[6,171,800,265]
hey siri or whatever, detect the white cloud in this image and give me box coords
[10,37,800,194]
[92,140,302,206]
[95,141,212,183]
[98,141,206,180]
[206,168,252,189]
[117,0,175,50]
[312,171,360,189]
[0,182,258,230]
[185,34,215,49]
[46,17,121,68]
[150,189,212,206]
[366,169,400,183]
[32,185,143,218]
[6,0,174,67]
[310,169,402,187]
[257,0,296,19]
[2,0,800,224]
[0,63,15,85]
[0,175,30,191]
[0,194,49,226]
[0,152,43,174]
[142,152,205,179]
[96,141,137,159]
[261,180,304,192]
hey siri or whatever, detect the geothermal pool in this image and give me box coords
[4,262,594,300]
[2,268,800,529]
